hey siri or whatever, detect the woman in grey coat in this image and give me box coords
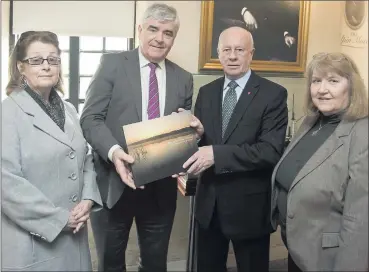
[2,31,102,271]
[271,52,368,271]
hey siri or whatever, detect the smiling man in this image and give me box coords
[80,3,193,272]
[184,27,289,272]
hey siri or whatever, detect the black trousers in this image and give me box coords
[103,184,176,272]
[196,209,270,272]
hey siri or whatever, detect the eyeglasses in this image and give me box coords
[21,56,61,66]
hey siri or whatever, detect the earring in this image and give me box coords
[20,75,28,89]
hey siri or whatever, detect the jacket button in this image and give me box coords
[69,151,75,159]
[71,194,78,202]
[70,173,77,180]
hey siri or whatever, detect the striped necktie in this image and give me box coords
[147,62,160,120]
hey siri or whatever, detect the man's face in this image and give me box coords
[218,31,254,79]
[138,18,177,63]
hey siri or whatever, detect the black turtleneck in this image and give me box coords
[275,112,342,247]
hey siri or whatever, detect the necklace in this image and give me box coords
[311,119,329,136]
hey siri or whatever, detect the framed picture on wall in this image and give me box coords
[198,1,310,73]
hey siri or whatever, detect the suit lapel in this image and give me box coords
[222,72,260,143]
[12,90,74,149]
[212,77,224,144]
[164,61,178,115]
[289,118,355,193]
[124,49,142,120]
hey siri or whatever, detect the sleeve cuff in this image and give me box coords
[42,208,70,243]
[108,144,122,162]
[82,198,103,212]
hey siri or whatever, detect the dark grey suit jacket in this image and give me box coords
[271,115,368,271]
[80,48,193,209]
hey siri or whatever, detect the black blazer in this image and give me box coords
[195,71,288,240]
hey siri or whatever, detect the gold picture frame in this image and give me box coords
[198,1,311,73]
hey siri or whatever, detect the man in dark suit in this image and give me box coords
[183,27,288,271]
[80,3,193,272]
[212,1,299,61]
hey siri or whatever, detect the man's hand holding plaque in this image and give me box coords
[111,148,139,189]
[172,109,213,178]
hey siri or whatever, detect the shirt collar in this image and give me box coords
[138,47,165,70]
[223,69,252,90]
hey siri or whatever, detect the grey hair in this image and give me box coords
[141,3,180,32]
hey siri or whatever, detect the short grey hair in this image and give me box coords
[141,3,180,32]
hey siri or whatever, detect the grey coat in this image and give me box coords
[271,114,368,271]
[1,90,102,271]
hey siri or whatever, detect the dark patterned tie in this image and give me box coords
[222,80,238,137]
[147,63,160,120]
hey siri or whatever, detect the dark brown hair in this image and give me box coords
[6,31,64,95]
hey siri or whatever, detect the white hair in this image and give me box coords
[141,3,180,32]
[218,27,255,51]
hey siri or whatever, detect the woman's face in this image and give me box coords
[310,70,350,115]
[17,41,60,93]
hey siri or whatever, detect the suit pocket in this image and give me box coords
[321,232,339,248]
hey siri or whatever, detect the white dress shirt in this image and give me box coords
[222,69,251,104]
[108,48,167,161]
